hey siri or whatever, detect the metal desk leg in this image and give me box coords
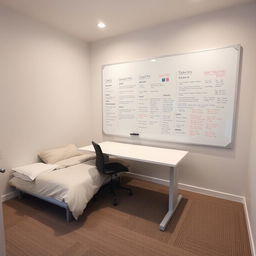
[160,166,182,231]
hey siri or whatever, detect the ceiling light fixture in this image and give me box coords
[97,22,106,29]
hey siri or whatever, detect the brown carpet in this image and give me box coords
[3,178,251,256]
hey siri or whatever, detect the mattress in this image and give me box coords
[9,161,106,219]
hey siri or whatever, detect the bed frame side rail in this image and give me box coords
[18,190,72,222]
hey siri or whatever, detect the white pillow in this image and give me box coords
[13,172,35,182]
[12,162,58,181]
[38,144,81,164]
[55,153,96,169]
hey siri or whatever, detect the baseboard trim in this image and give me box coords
[178,183,244,203]
[1,173,255,255]
[125,171,255,255]
[1,191,19,202]
[243,198,256,256]
[125,172,169,186]
[125,172,244,202]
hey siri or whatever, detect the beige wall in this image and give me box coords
[90,3,256,196]
[0,1,255,250]
[247,100,256,250]
[0,5,92,194]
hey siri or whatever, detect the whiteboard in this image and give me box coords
[102,45,241,148]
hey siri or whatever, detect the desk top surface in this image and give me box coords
[79,141,188,167]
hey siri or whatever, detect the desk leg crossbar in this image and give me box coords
[160,166,182,231]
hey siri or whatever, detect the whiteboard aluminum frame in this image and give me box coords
[101,44,242,149]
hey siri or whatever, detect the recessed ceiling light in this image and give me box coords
[151,59,156,62]
[97,22,106,29]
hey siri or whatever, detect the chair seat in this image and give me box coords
[92,141,133,206]
[103,162,128,174]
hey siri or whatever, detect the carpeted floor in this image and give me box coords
[3,178,251,256]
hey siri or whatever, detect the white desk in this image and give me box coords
[80,141,188,231]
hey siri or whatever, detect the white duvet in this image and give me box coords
[9,162,106,219]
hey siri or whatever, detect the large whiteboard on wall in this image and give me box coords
[102,45,241,148]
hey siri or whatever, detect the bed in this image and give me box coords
[9,144,107,222]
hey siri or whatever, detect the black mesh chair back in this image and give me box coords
[92,141,105,173]
[91,141,133,206]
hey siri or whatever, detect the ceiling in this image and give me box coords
[0,0,254,42]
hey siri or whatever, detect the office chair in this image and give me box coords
[92,141,133,206]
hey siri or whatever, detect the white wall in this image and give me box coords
[247,99,256,252]
[0,5,92,194]
[0,163,6,256]
[90,3,256,196]
[0,1,255,250]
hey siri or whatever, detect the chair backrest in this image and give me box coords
[92,141,105,173]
